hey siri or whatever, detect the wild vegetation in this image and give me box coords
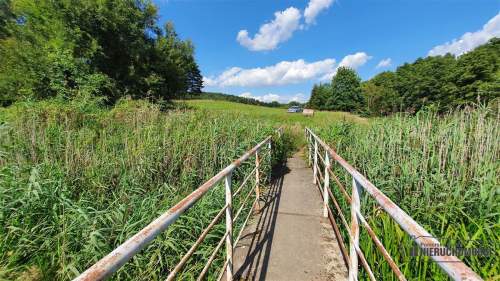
[0,98,290,280]
[182,99,499,279]
[314,104,499,280]
[181,99,366,150]
[0,95,497,280]
[1,0,497,279]
[308,38,499,115]
[0,0,203,106]
[183,99,365,127]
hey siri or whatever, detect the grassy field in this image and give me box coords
[181,99,366,127]
[181,99,367,149]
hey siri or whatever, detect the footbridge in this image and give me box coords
[73,128,482,281]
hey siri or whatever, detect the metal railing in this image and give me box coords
[74,128,283,281]
[305,128,482,281]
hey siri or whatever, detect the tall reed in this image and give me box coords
[0,99,286,280]
[316,105,499,280]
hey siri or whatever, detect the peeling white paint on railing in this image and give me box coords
[305,127,482,281]
[73,128,283,281]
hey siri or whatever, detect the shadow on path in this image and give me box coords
[233,163,289,281]
[230,153,348,281]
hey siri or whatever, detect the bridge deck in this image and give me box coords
[231,152,348,281]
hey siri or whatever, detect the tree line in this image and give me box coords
[308,38,499,115]
[0,0,203,106]
[183,92,287,107]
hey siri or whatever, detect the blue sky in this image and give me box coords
[153,0,499,103]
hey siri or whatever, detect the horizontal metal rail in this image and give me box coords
[166,203,228,281]
[305,127,482,281]
[196,232,228,281]
[74,127,282,281]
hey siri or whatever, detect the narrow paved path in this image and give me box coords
[231,152,348,281]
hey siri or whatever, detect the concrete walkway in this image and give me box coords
[231,152,348,281]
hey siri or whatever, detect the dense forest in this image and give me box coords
[308,38,500,115]
[0,0,203,106]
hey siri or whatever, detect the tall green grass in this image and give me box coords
[2,97,497,280]
[182,99,367,151]
[0,99,287,280]
[182,99,367,127]
[315,105,499,280]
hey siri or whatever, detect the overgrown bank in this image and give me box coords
[314,105,499,280]
[0,99,289,280]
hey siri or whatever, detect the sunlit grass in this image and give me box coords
[314,105,499,280]
[1,97,496,280]
[0,99,288,281]
[181,99,367,150]
[180,99,367,127]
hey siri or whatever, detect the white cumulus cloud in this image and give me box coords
[239,92,306,103]
[237,7,302,51]
[320,52,372,80]
[239,92,253,99]
[204,58,336,87]
[304,0,334,25]
[338,52,372,69]
[240,92,280,102]
[237,0,335,51]
[261,94,281,102]
[428,13,500,56]
[289,93,307,103]
[204,52,371,88]
[376,58,392,69]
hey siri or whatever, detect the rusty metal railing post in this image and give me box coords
[322,151,330,218]
[349,177,362,281]
[254,149,261,212]
[313,139,318,184]
[225,173,233,281]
